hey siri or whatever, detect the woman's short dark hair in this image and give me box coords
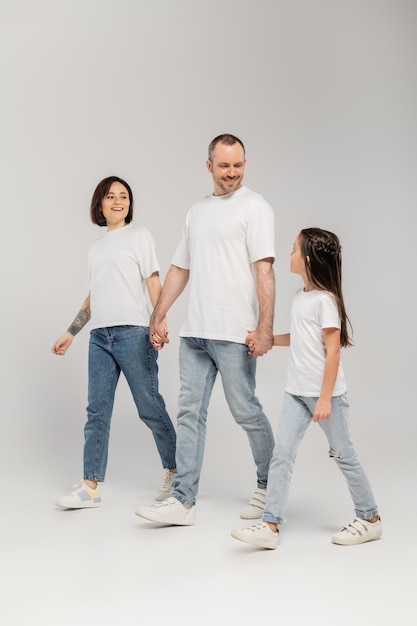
[90,176,134,227]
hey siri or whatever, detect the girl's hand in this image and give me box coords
[312,397,331,422]
[245,330,256,355]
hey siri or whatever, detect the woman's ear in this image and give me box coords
[306,255,310,263]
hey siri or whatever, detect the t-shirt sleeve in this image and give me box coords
[136,228,161,279]
[245,199,275,263]
[320,293,341,329]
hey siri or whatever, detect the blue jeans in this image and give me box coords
[172,338,275,506]
[263,392,379,524]
[84,326,176,482]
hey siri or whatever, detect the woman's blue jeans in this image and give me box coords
[172,337,275,507]
[263,392,379,524]
[83,326,176,482]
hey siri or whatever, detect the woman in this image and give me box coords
[52,176,177,508]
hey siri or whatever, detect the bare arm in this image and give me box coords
[146,272,163,309]
[248,258,275,357]
[312,327,340,422]
[51,294,91,356]
[273,333,290,347]
[150,265,190,350]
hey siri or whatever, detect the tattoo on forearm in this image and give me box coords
[67,309,90,336]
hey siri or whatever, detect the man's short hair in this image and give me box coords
[208,134,245,161]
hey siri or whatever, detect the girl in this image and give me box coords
[52,176,177,508]
[232,227,381,548]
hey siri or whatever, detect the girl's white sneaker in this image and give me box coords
[332,518,382,545]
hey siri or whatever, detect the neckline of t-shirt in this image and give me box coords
[211,186,247,199]
[105,223,133,235]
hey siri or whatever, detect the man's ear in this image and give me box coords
[206,159,213,173]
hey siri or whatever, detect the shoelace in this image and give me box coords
[161,470,175,490]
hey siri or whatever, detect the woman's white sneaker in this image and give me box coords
[332,518,382,545]
[55,481,101,509]
[155,469,177,501]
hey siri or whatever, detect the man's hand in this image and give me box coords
[245,329,273,358]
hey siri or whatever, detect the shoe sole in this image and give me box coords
[154,491,173,502]
[332,532,382,545]
[240,510,263,520]
[135,509,195,526]
[231,530,277,550]
[55,501,101,509]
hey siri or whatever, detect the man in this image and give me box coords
[135,134,275,525]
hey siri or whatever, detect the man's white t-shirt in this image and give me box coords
[172,186,275,343]
[88,223,160,330]
[286,288,347,397]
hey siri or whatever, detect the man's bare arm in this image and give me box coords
[249,258,275,357]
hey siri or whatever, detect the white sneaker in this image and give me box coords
[231,522,278,550]
[332,518,382,545]
[135,497,196,526]
[55,481,101,509]
[155,469,177,501]
[240,488,266,519]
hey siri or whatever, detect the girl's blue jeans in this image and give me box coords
[263,392,379,524]
[83,326,176,482]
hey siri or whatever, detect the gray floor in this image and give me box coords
[2,461,415,626]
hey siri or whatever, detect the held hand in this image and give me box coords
[245,330,256,355]
[312,398,332,422]
[51,332,74,356]
[150,321,169,351]
[246,328,273,358]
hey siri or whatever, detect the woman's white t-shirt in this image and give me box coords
[88,223,160,330]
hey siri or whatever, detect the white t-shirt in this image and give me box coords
[172,186,275,343]
[88,223,160,330]
[286,288,347,397]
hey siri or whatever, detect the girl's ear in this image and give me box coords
[306,255,310,263]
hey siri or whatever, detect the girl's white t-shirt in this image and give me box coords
[171,186,275,343]
[286,288,347,397]
[88,223,160,330]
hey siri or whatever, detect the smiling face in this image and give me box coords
[206,141,246,196]
[100,181,130,230]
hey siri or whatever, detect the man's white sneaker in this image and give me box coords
[155,469,177,501]
[55,481,101,509]
[135,497,196,526]
[332,518,382,545]
[240,488,266,519]
[231,522,278,549]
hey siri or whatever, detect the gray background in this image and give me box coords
[1,1,416,624]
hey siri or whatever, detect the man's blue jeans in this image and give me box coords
[172,337,275,506]
[84,326,176,482]
[263,392,379,524]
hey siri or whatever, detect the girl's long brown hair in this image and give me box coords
[300,228,353,348]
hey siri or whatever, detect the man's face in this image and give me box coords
[206,142,246,196]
